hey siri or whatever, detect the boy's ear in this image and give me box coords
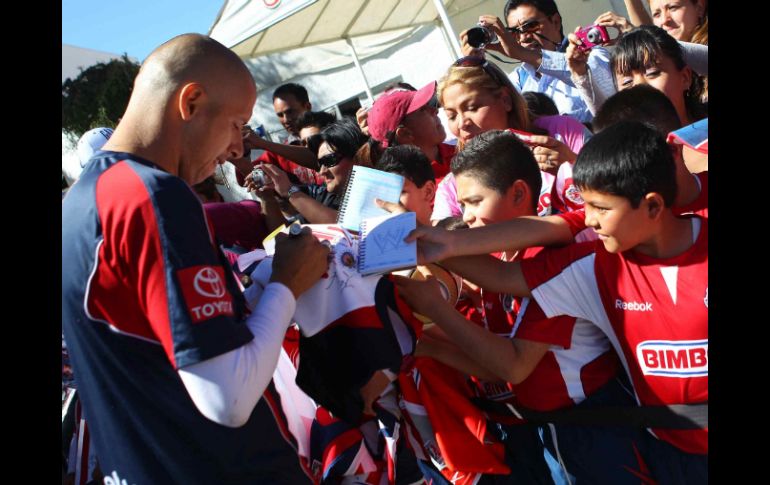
[510,179,529,207]
[643,192,665,220]
[422,180,437,201]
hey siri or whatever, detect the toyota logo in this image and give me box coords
[193,267,226,298]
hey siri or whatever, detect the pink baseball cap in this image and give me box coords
[367,81,437,146]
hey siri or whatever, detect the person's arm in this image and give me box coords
[244,127,319,170]
[262,163,339,223]
[285,191,339,223]
[404,214,575,264]
[565,28,617,116]
[439,254,531,297]
[475,15,543,67]
[397,277,548,384]
[623,0,653,27]
[178,229,330,427]
[417,335,503,381]
[254,188,290,233]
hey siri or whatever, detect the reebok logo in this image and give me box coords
[637,340,708,377]
[615,299,653,311]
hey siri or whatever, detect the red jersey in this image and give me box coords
[520,216,708,454]
[431,143,456,185]
[465,248,620,412]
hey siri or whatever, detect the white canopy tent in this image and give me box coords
[209,0,627,134]
[209,0,628,103]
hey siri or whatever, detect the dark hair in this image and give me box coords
[272,83,310,104]
[296,110,336,132]
[611,25,705,122]
[376,145,435,188]
[594,85,681,135]
[383,82,416,92]
[436,216,468,230]
[451,130,542,211]
[503,0,563,38]
[573,121,677,208]
[523,91,559,118]
[320,118,369,159]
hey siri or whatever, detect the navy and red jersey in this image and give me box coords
[520,216,708,454]
[463,248,619,412]
[62,152,311,484]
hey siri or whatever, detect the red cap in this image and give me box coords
[367,81,437,146]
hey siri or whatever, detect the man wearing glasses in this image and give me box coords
[463,0,615,123]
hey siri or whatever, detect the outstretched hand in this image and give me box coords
[403,225,457,265]
[393,275,447,318]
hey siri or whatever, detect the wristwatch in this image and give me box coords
[286,185,303,199]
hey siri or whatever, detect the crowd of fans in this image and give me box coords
[62,0,708,483]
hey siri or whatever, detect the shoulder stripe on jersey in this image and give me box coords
[83,238,161,346]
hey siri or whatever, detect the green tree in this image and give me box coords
[62,54,140,137]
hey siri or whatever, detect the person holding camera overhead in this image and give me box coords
[460,0,616,124]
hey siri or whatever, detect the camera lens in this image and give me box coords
[586,28,600,43]
[466,26,491,48]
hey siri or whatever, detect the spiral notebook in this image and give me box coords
[358,211,417,275]
[337,166,405,232]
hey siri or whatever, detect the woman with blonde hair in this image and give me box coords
[431,56,592,223]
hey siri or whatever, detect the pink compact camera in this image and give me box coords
[575,25,610,51]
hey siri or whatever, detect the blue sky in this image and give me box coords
[62,0,226,62]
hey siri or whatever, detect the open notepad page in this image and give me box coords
[337,166,404,232]
[358,211,417,275]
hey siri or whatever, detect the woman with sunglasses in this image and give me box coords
[258,118,372,228]
[431,56,591,223]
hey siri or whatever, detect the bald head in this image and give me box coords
[107,34,257,185]
[136,33,253,101]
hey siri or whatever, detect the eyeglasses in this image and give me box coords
[452,56,513,90]
[508,18,545,35]
[318,152,344,169]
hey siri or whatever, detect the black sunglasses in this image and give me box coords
[452,56,513,89]
[508,19,544,35]
[318,151,344,169]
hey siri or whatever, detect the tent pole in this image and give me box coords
[344,37,374,103]
[431,0,463,59]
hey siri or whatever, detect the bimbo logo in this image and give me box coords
[193,267,226,298]
[263,0,281,8]
[637,340,708,377]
